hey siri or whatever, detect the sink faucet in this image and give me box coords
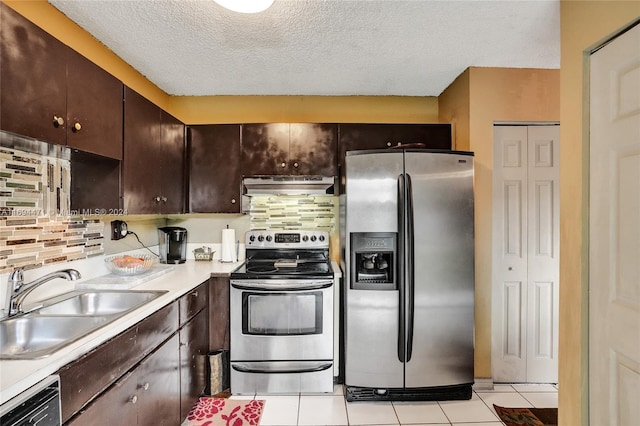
[5,268,81,316]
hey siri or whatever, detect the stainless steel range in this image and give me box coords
[230,230,334,394]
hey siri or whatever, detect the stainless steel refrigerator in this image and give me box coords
[343,149,474,401]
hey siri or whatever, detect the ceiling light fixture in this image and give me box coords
[213,0,274,14]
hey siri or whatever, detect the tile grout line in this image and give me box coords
[389,400,401,426]
[473,390,503,423]
[436,399,454,425]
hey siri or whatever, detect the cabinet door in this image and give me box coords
[180,309,209,420]
[137,334,181,426]
[188,125,241,213]
[338,123,452,192]
[0,4,67,145]
[290,123,338,175]
[160,111,185,214]
[66,48,123,159]
[339,123,451,155]
[241,123,290,175]
[66,371,138,426]
[123,87,162,214]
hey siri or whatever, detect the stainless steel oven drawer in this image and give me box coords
[231,361,334,394]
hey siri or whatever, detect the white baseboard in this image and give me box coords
[473,378,494,391]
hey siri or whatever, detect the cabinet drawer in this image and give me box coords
[179,283,208,325]
[58,302,179,423]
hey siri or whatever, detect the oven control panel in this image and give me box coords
[245,230,329,248]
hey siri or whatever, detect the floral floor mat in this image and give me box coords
[182,397,265,426]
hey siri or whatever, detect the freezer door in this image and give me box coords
[344,151,404,388]
[404,151,475,387]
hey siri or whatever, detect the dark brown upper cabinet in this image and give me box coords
[123,87,185,214]
[241,123,338,176]
[160,111,186,214]
[338,123,452,192]
[188,125,241,213]
[0,4,123,159]
[338,123,451,155]
[66,48,123,159]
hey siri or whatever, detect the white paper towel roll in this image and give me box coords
[220,228,236,262]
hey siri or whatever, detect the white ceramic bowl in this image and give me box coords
[104,254,156,275]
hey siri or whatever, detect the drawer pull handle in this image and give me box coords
[130,395,138,404]
[143,382,150,391]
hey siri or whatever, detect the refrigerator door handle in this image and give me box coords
[397,173,406,363]
[406,173,415,362]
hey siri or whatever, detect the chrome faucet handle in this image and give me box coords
[4,268,23,317]
[9,267,24,289]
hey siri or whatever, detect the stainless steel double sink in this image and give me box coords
[0,290,167,360]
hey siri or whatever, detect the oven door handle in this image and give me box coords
[230,280,333,291]
[231,362,333,374]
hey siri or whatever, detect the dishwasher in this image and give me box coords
[0,375,61,426]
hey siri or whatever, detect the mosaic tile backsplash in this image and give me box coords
[0,146,104,273]
[248,195,337,231]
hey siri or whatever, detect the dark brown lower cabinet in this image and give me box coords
[68,335,180,426]
[60,282,211,425]
[180,309,209,420]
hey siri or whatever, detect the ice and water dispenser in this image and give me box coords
[350,232,396,290]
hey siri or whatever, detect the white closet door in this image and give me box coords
[589,23,640,426]
[525,125,560,383]
[492,124,559,383]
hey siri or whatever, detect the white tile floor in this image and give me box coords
[230,383,558,426]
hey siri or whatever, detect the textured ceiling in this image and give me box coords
[48,0,560,96]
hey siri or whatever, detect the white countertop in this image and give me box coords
[0,259,242,406]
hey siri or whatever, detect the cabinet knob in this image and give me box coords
[191,291,198,298]
[386,142,392,147]
[281,162,287,168]
[72,122,82,132]
[154,196,161,202]
[143,382,150,391]
[231,199,236,204]
[293,162,299,168]
[52,116,65,127]
[161,196,167,203]
[130,395,138,404]
[508,267,513,271]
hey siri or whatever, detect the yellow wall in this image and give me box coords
[559,1,639,424]
[168,95,438,124]
[2,0,439,124]
[439,67,560,380]
[438,69,470,151]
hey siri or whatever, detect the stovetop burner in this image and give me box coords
[246,265,279,274]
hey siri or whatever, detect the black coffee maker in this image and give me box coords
[158,227,187,264]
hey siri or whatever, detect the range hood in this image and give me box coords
[243,176,335,196]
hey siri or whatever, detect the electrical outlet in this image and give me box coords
[111,220,128,240]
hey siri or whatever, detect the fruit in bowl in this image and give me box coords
[105,254,156,275]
